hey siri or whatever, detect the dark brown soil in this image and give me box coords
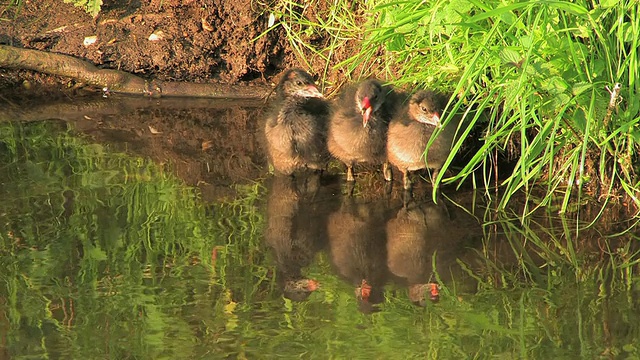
[0,0,358,92]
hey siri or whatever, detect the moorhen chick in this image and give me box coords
[327,79,396,182]
[387,90,456,190]
[264,68,330,176]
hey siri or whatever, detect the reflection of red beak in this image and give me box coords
[361,97,372,128]
[428,282,440,302]
[306,279,319,291]
[298,85,324,98]
[360,279,372,301]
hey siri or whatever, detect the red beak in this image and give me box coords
[361,97,372,128]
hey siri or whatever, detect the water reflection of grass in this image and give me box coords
[2,120,640,358]
[467,206,640,358]
[0,121,244,358]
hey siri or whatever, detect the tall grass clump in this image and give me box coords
[362,0,640,213]
[268,0,640,212]
[258,0,379,90]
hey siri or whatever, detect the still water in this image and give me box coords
[1,96,639,359]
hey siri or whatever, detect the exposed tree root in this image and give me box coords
[0,95,264,123]
[0,45,271,99]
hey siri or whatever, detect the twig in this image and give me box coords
[604,83,621,128]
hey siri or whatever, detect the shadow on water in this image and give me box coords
[2,95,640,358]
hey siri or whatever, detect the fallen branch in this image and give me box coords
[0,45,271,99]
[0,95,264,123]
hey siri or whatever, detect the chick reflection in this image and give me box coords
[327,195,390,313]
[263,174,327,301]
[386,197,460,306]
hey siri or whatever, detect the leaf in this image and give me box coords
[499,48,522,65]
[599,0,618,9]
[86,0,102,17]
[541,76,569,95]
[621,22,635,43]
[591,59,607,78]
[65,0,102,17]
[571,82,592,97]
[467,1,587,23]
[396,21,417,34]
[542,1,588,15]
[386,33,406,52]
[467,3,526,23]
[574,23,590,38]
[437,0,474,24]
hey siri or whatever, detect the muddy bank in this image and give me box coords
[0,0,363,95]
[1,1,281,83]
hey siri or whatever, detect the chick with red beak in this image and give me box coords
[328,79,396,182]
